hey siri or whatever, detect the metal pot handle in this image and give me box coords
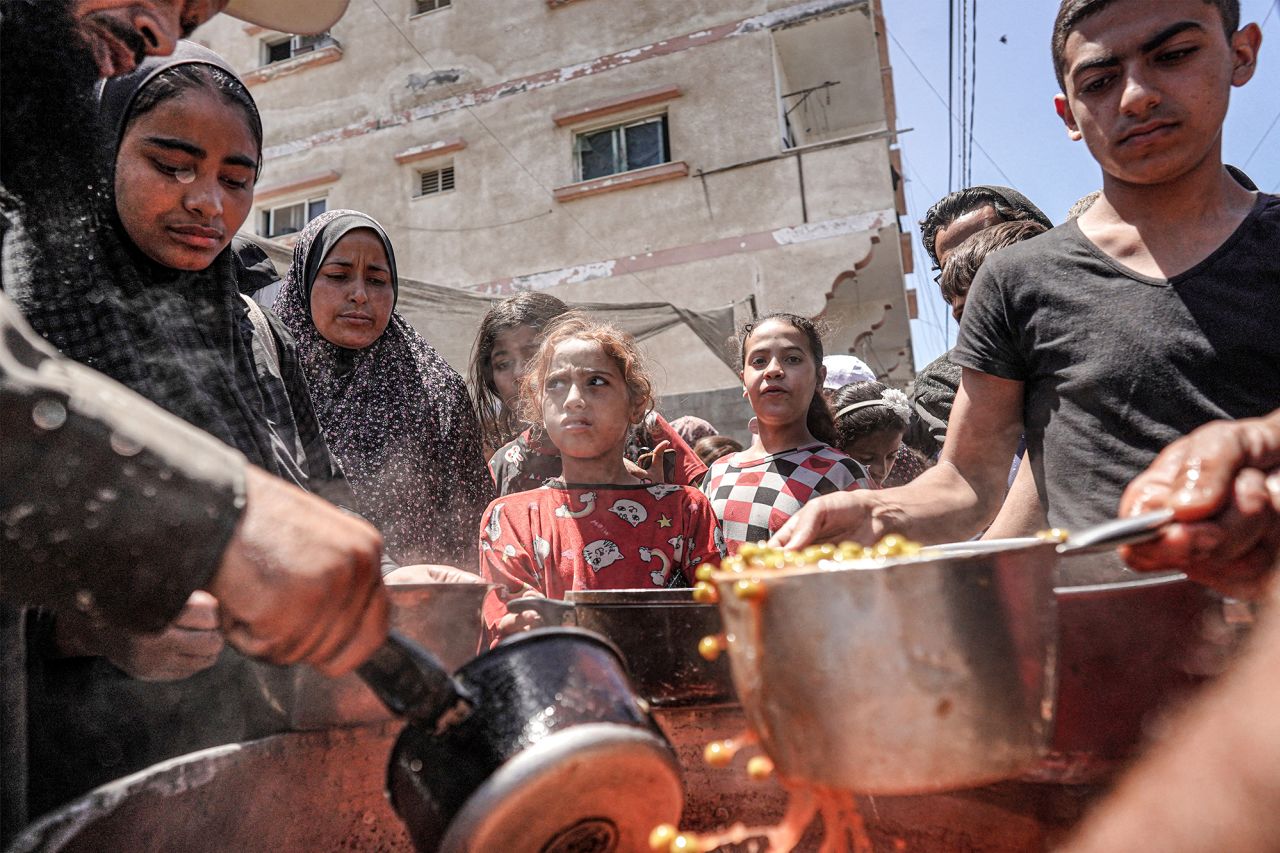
[1056,508,1176,555]
[507,597,577,626]
[357,629,475,729]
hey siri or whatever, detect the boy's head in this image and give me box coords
[1051,0,1260,187]
[940,220,1048,321]
[919,186,1053,270]
[1051,0,1240,90]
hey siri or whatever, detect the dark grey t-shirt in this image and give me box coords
[952,193,1280,532]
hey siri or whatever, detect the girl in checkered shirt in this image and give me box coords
[701,314,871,553]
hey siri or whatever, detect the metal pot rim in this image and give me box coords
[485,626,628,668]
[565,588,701,606]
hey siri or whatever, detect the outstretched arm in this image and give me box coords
[772,369,1025,549]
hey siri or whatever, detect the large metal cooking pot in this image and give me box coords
[287,582,489,729]
[508,588,735,706]
[710,511,1183,795]
[358,628,683,853]
[713,538,1060,795]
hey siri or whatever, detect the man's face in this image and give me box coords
[934,204,999,267]
[1053,0,1260,186]
[72,0,229,77]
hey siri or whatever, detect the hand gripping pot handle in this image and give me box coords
[358,629,475,729]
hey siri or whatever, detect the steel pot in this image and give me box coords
[508,589,735,706]
[287,582,489,729]
[710,511,1175,795]
[358,628,683,853]
[714,538,1059,795]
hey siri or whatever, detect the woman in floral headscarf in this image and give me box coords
[274,209,493,567]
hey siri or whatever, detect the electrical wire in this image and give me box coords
[967,0,978,186]
[885,27,1017,186]
[947,0,955,192]
[1240,108,1280,170]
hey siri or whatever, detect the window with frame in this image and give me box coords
[417,165,455,197]
[262,33,332,66]
[260,196,327,238]
[413,0,452,14]
[574,115,669,182]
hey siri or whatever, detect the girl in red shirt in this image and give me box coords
[480,314,725,638]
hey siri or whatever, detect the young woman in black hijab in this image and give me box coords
[15,42,359,816]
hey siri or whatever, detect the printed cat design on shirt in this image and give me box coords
[485,504,505,542]
[639,545,673,586]
[646,484,682,501]
[583,539,624,572]
[607,499,647,528]
[504,444,525,466]
[713,524,725,556]
[667,535,685,563]
[555,492,597,519]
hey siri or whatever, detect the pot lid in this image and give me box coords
[440,723,683,853]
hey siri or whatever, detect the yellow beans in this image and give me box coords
[1036,527,1070,544]
[694,564,715,583]
[692,582,719,604]
[703,739,733,767]
[747,755,774,781]
[648,824,678,852]
[698,634,726,661]
[733,578,766,600]
[670,834,704,853]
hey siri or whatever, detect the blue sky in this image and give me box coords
[882,0,1280,370]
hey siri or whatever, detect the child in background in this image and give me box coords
[702,314,870,553]
[831,381,912,487]
[470,291,570,457]
[694,435,743,467]
[480,314,725,638]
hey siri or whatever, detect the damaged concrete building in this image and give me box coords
[198,0,917,434]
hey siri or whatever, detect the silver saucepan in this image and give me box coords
[711,510,1174,795]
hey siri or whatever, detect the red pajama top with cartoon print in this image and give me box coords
[479,481,726,632]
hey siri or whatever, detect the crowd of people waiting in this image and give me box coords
[2,0,1279,850]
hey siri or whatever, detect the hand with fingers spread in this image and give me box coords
[207,466,390,676]
[1119,411,1280,599]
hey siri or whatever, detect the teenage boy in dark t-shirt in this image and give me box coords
[772,0,1277,583]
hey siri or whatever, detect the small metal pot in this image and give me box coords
[288,582,489,729]
[360,628,683,853]
[509,589,735,706]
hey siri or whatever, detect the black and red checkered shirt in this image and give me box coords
[701,444,870,553]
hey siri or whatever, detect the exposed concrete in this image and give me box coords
[199,0,913,394]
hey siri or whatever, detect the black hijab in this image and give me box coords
[8,41,285,472]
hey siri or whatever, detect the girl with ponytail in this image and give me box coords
[701,313,870,553]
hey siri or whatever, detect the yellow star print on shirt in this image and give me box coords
[657,515,673,528]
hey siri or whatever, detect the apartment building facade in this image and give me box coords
[198,0,917,426]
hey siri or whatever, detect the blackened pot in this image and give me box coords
[509,589,736,707]
[384,627,683,853]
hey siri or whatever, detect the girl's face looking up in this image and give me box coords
[541,338,642,463]
[490,323,541,410]
[741,318,823,428]
[310,228,395,350]
[843,426,903,486]
[114,86,257,270]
